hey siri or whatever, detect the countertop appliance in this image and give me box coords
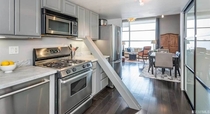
[41,8,78,38]
[33,47,92,114]
[95,24,122,87]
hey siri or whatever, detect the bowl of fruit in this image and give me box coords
[0,60,16,73]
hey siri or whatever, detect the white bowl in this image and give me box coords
[0,63,17,73]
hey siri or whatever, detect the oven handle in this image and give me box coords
[60,70,92,84]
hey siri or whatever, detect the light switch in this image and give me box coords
[9,46,19,54]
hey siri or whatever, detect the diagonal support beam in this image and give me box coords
[84,37,141,110]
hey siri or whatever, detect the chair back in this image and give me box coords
[158,49,169,53]
[143,46,151,55]
[155,52,173,68]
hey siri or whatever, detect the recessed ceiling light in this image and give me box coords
[161,15,164,18]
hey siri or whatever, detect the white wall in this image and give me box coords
[0,37,90,65]
[159,14,180,35]
[107,18,122,27]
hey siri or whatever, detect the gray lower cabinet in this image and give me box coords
[90,11,99,40]
[43,0,61,12]
[0,77,50,114]
[62,0,77,17]
[0,0,14,35]
[15,0,41,36]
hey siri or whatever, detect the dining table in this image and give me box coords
[149,52,180,78]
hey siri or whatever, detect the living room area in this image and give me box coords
[122,14,180,63]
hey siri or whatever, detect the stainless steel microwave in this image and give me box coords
[41,8,78,37]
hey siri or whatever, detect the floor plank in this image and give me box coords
[84,62,192,114]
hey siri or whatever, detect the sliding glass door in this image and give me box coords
[184,0,210,113]
[184,2,195,108]
[195,0,210,113]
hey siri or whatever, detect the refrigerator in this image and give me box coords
[95,24,122,87]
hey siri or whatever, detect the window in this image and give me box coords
[122,18,156,49]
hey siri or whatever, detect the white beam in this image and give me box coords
[84,37,141,110]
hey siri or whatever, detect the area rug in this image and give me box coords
[124,58,145,63]
[140,64,181,83]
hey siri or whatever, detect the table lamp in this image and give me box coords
[151,40,156,50]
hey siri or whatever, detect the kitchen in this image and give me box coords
[0,0,199,114]
[0,0,125,114]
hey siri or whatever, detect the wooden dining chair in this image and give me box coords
[154,52,173,79]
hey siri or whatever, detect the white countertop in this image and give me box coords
[75,55,110,62]
[0,66,57,89]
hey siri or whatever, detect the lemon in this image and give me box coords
[8,61,14,65]
[1,61,10,66]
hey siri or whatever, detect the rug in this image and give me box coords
[139,64,181,83]
[124,58,145,63]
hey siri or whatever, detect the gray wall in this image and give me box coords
[107,18,122,27]
[0,37,90,65]
[159,14,180,35]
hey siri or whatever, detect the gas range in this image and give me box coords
[33,47,92,78]
[33,47,93,114]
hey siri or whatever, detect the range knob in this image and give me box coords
[82,65,86,68]
[86,63,90,67]
[66,69,71,74]
[72,68,77,72]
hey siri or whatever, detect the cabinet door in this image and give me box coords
[15,0,41,36]
[62,0,77,17]
[90,11,99,40]
[160,34,169,49]
[85,9,90,38]
[78,6,86,38]
[169,34,179,53]
[43,0,61,12]
[0,0,14,35]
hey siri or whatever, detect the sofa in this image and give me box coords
[124,48,142,58]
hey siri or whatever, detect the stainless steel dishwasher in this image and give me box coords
[0,77,50,114]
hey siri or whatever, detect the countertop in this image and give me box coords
[75,55,110,62]
[0,66,57,89]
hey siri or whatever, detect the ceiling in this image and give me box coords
[68,0,190,19]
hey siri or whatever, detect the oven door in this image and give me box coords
[58,69,92,114]
[46,15,71,35]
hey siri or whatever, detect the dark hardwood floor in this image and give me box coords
[84,62,192,114]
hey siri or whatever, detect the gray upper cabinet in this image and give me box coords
[43,0,61,12]
[15,0,41,36]
[0,0,14,35]
[85,10,90,38]
[90,11,99,40]
[62,0,77,17]
[78,6,86,38]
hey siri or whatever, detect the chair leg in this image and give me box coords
[169,68,174,80]
[155,68,157,78]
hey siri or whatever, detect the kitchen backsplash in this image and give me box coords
[0,37,90,66]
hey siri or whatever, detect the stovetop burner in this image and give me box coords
[42,59,86,69]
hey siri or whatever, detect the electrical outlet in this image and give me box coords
[9,46,19,54]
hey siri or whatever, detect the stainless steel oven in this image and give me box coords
[58,69,92,114]
[41,8,78,37]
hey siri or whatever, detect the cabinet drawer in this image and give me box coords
[92,62,97,69]
[100,72,107,80]
[100,77,108,90]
